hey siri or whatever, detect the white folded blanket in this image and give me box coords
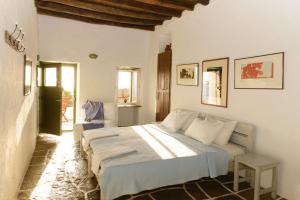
[82,130,119,151]
[91,145,137,174]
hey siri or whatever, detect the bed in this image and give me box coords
[74,102,117,144]
[82,114,254,200]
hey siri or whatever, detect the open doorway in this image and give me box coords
[61,65,76,131]
[38,62,77,135]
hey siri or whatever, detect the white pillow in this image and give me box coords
[214,120,237,145]
[206,116,238,145]
[180,111,199,131]
[161,110,192,132]
[185,118,224,145]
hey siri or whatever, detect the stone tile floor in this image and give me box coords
[18,133,287,200]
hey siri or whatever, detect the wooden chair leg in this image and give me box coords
[234,157,239,191]
[254,168,261,200]
[62,110,68,122]
[250,169,255,187]
[272,167,278,198]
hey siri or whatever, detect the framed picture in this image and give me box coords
[234,52,284,89]
[201,57,229,108]
[176,63,199,86]
[24,55,32,96]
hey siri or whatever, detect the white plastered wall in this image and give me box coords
[38,15,151,124]
[145,0,300,199]
[0,0,39,199]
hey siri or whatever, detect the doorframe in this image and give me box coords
[61,63,77,131]
[38,61,78,133]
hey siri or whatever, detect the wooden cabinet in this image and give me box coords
[156,45,172,121]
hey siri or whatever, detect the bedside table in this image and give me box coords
[234,153,279,200]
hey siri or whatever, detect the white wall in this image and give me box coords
[147,0,300,199]
[38,15,151,124]
[0,0,38,199]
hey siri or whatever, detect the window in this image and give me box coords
[117,68,139,104]
[45,68,57,86]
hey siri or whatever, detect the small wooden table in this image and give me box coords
[234,153,279,200]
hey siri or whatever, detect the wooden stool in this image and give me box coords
[234,153,279,200]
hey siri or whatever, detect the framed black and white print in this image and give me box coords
[176,63,199,86]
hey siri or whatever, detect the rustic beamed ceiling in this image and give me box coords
[35,0,210,31]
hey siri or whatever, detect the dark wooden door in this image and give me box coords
[39,87,62,135]
[156,45,172,121]
[39,62,62,135]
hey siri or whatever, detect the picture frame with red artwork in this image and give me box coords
[234,52,284,89]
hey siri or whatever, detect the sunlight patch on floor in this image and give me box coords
[29,133,74,198]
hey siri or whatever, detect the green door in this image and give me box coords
[39,62,62,135]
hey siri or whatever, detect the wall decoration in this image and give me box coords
[5,24,25,53]
[24,55,32,96]
[201,57,229,107]
[176,63,199,86]
[234,52,284,89]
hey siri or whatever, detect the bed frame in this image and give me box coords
[205,114,255,152]
[231,121,255,152]
[83,113,255,189]
[82,113,255,200]
[85,115,255,176]
[205,114,255,171]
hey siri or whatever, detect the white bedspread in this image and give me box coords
[89,124,229,200]
[82,128,118,151]
[91,144,137,174]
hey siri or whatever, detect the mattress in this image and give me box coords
[74,120,115,142]
[88,124,230,200]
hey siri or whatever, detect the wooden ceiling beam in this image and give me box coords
[40,0,170,20]
[197,0,210,6]
[37,8,155,31]
[35,0,210,31]
[86,0,182,17]
[37,1,163,26]
[173,0,210,6]
[133,0,195,11]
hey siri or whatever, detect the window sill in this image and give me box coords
[117,103,141,108]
